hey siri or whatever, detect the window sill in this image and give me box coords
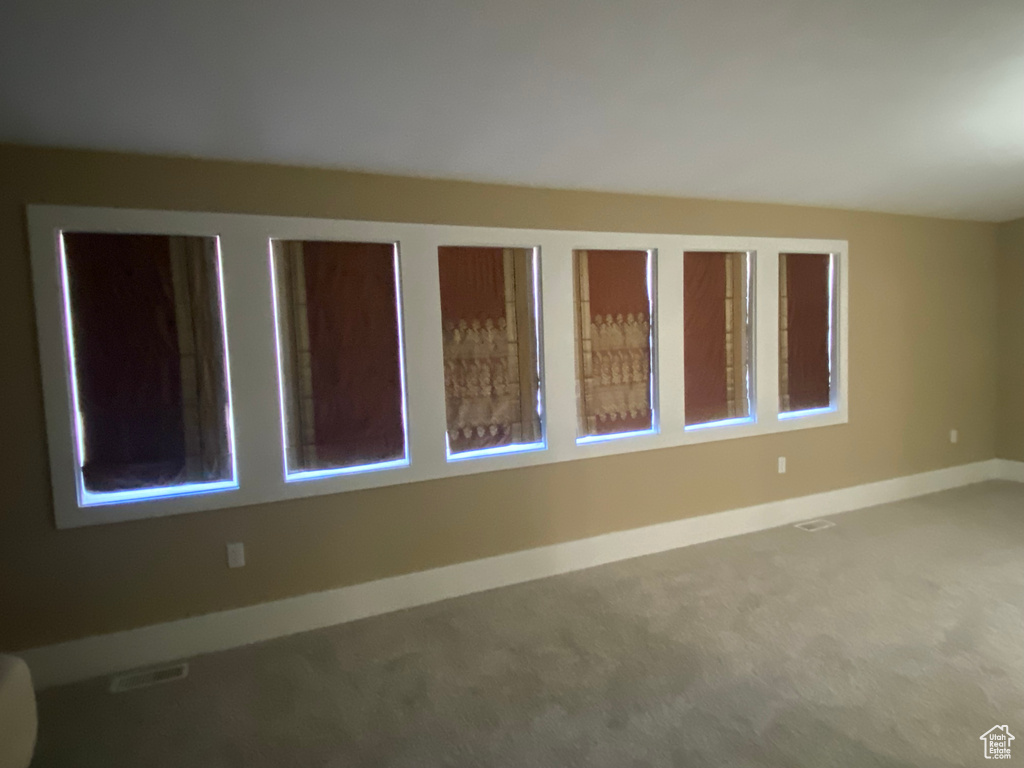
[446,441,546,462]
[684,416,756,432]
[285,458,410,483]
[576,428,659,446]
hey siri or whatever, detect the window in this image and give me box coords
[60,232,235,503]
[573,249,655,441]
[779,252,836,416]
[684,251,754,428]
[437,247,543,459]
[31,206,849,527]
[272,240,407,477]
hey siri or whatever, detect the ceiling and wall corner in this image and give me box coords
[1,0,1023,221]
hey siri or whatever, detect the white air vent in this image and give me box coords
[794,519,835,532]
[109,662,189,693]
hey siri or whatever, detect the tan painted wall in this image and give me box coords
[0,144,998,651]
[996,218,1024,460]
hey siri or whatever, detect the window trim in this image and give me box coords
[681,250,756,430]
[572,248,659,443]
[437,245,548,462]
[28,205,848,529]
[778,250,843,420]
[57,232,240,506]
[268,238,412,481]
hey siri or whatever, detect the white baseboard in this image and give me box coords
[20,459,1004,690]
[992,458,1024,482]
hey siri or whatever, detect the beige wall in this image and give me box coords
[0,144,999,652]
[996,217,1024,460]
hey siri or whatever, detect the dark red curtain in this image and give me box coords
[684,252,728,425]
[785,253,831,410]
[580,250,652,434]
[586,250,649,319]
[64,233,186,490]
[301,241,405,466]
[438,247,505,322]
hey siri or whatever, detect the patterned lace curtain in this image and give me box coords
[779,252,831,412]
[64,233,230,492]
[684,252,750,425]
[274,241,406,472]
[574,250,653,437]
[438,247,541,454]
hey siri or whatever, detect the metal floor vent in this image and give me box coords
[795,519,835,532]
[109,662,189,693]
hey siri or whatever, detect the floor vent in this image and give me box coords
[794,519,835,532]
[109,663,189,693]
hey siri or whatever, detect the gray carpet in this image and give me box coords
[32,481,1024,767]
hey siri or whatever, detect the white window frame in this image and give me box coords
[269,238,412,480]
[682,249,757,432]
[573,247,659,445]
[441,245,547,462]
[28,205,848,529]
[778,250,843,420]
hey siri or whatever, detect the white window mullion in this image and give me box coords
[756,245,781,425]
[537,236,577,455]
[837,249,850,423]
[655,247,685,434]
[217,227,284,504]
[400,231,449,477]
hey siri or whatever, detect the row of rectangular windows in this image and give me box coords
[59,232,837,506]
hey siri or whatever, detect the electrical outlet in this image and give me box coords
[226,542,245,569]
[778,456,787,474]
[950,429,958,444]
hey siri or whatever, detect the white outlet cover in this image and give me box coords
[226,542,246,568]
[778,457,787,474]
[950,429,958,444]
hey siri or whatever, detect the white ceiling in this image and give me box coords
[2,0,1024,221]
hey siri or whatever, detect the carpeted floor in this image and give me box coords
[32,481,1024,767]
